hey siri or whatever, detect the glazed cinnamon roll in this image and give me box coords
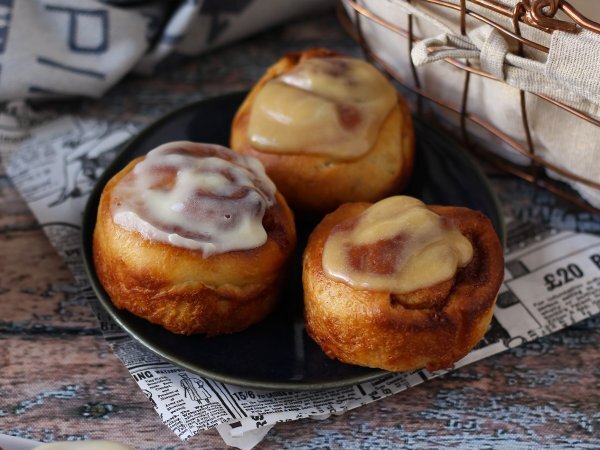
[93,142,296,335]
[231,49,415,213]
[303,196,503,371]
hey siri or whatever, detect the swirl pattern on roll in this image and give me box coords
[322,196,473,297]
[247,56,397,160]
[110,141,276,256]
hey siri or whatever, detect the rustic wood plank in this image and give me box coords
[0,229,95,328]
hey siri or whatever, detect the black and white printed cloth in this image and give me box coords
[0,0,330,100]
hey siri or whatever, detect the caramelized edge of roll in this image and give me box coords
[230,48,415,213]
[93,156,297,335]
[303,202,504,371]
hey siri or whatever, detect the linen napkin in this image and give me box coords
[348,0,600,208]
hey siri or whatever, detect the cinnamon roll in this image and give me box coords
[303,196,503,371]
[93,142,296,335]
[231,48,415,213]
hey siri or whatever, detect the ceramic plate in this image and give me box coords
[82,92,504,391]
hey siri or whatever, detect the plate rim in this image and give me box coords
[81,91,505,391]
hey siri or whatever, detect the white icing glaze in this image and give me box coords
[247,56,396,160]
[110,142,276,256]
[322,196,473,294]
[34,441,132,450]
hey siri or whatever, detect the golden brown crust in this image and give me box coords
[93,157,296,336]
[302,202,504,371]
[230,48,415,214]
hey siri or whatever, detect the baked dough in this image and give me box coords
[93,142,296,335]
[231,48,415,213]
[303,197,504,371]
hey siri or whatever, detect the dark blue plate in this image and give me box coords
[82,92,504,390]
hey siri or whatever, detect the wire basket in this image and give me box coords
[338,0,600,213]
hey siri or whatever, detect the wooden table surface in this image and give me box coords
[1,11,599,450]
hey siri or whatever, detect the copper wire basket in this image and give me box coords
[338,0,600,213]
